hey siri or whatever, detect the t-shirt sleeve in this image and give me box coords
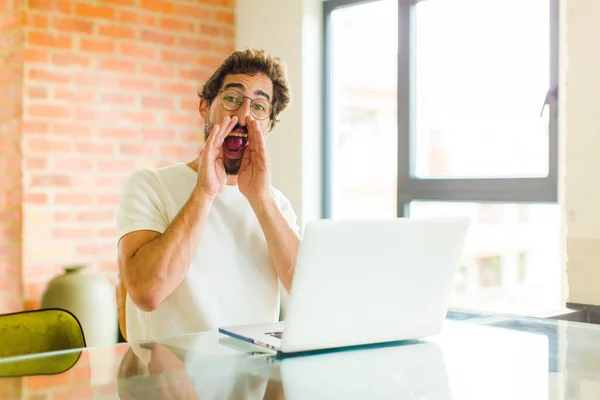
[116,169,169,241]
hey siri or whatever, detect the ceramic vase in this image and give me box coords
[41,265,118,347]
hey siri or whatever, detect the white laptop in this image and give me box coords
[219,217,469,354]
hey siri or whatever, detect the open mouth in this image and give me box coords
[223,131,248,156]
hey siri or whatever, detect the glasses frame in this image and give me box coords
[218,89,274,121]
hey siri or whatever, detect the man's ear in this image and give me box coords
[198,97,210,120]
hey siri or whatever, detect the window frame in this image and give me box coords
[322,0,559,218]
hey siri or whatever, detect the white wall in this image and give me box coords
[236,0,323,230]
[563,0,600,306]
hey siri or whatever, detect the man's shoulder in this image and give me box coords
[124,163,192,189]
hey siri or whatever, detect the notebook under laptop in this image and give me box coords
[219,217,469,354]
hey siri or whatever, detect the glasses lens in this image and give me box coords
[251,99,271,120]
[221,90,242,110]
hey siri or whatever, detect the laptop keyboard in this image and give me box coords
[265,331,283,339]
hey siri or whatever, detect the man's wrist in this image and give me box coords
[248,195,275,214]
[190,188,215,209]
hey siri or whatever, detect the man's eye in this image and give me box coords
[224,96,239,103]
[253,104,265,112]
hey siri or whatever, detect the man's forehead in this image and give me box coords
[222,73,273,98]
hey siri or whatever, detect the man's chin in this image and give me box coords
[224,158,242,176]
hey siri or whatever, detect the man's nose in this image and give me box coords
[233,98,252,119]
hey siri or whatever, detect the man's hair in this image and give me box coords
[199,49,291,128]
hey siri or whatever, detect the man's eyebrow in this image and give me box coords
[223,82,271,102]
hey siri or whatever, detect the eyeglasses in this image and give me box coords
[219,89,273,121]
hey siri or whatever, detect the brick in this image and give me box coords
[25,193,47,204]
[141,63,175,78]
[22,121,48,134]
[142,97,173,110]
[200,24,233,38]
[24,12,48,28]
[55,228,94,239]
[53,16,93,33]
[199,55,224,68]
[215,11,234,24]
[98,193,121,204]
[179,37,212,51]
[75,3,115,20]
[164,113,199,126]
[74,74,118,88]
[52,52,91,67]
[76,142,114,155]
[52,157,94,171]
[120,143,156,156]
[54,88,94,103]
[101,93,135,106]
[96,176,126,187]
[27,31,71,48]
[27,86,48,99]
[175,4,212,19]
[76,210,115,222]
[160,17,194,32]
[214,43,234,54]
[98,25,136,39]
[99,228,117,238]
[26,104,71,119]
[80,38,114,53]
[182,68,210,83]
[75,108,118,121]
[161,50,197,64]
[142,128,174,141]
[28,68,71,84]
[28,0,72,15]
[140,30,175,46]
[161,82,196,95]
[27,157,47,169]
[162,145,193,158]
[179,131,201,142]
[0,12,21,31]
[54,193,94,206]
[98,58,136,73]
[119,78,155,91]
[120,110,156,124]
[118,10,155,26]
[140,0,174,14]
[27,138,72,153]
[99,127,137,139]
[30,174,70,187]
[23,48,49,62]
[119,43,155,60]
[98,160,136,171]
[104,0,136,5]
[50,123,92,137]
[180,99,198,111]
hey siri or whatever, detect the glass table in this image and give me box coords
[0,309,599,399]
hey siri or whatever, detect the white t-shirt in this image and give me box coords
[116,162,299,342]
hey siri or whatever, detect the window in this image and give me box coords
[323,0,560,315]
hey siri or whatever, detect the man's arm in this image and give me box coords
[249,197,300,293]
[118,191,213,311]
[118,116,237,312]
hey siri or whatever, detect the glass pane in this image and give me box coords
[329,0,398,219]
[413,0,550,179]
[410,202,562,315]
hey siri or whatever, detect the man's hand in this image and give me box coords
[238,115,271,202]
[197,116,238,199]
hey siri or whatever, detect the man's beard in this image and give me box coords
[204,120,245,175]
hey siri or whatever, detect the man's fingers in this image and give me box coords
[214,116,237,148]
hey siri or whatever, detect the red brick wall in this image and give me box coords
[0,0,24,313]
[0,0,235,311]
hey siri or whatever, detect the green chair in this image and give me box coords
[0,308,86,377]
